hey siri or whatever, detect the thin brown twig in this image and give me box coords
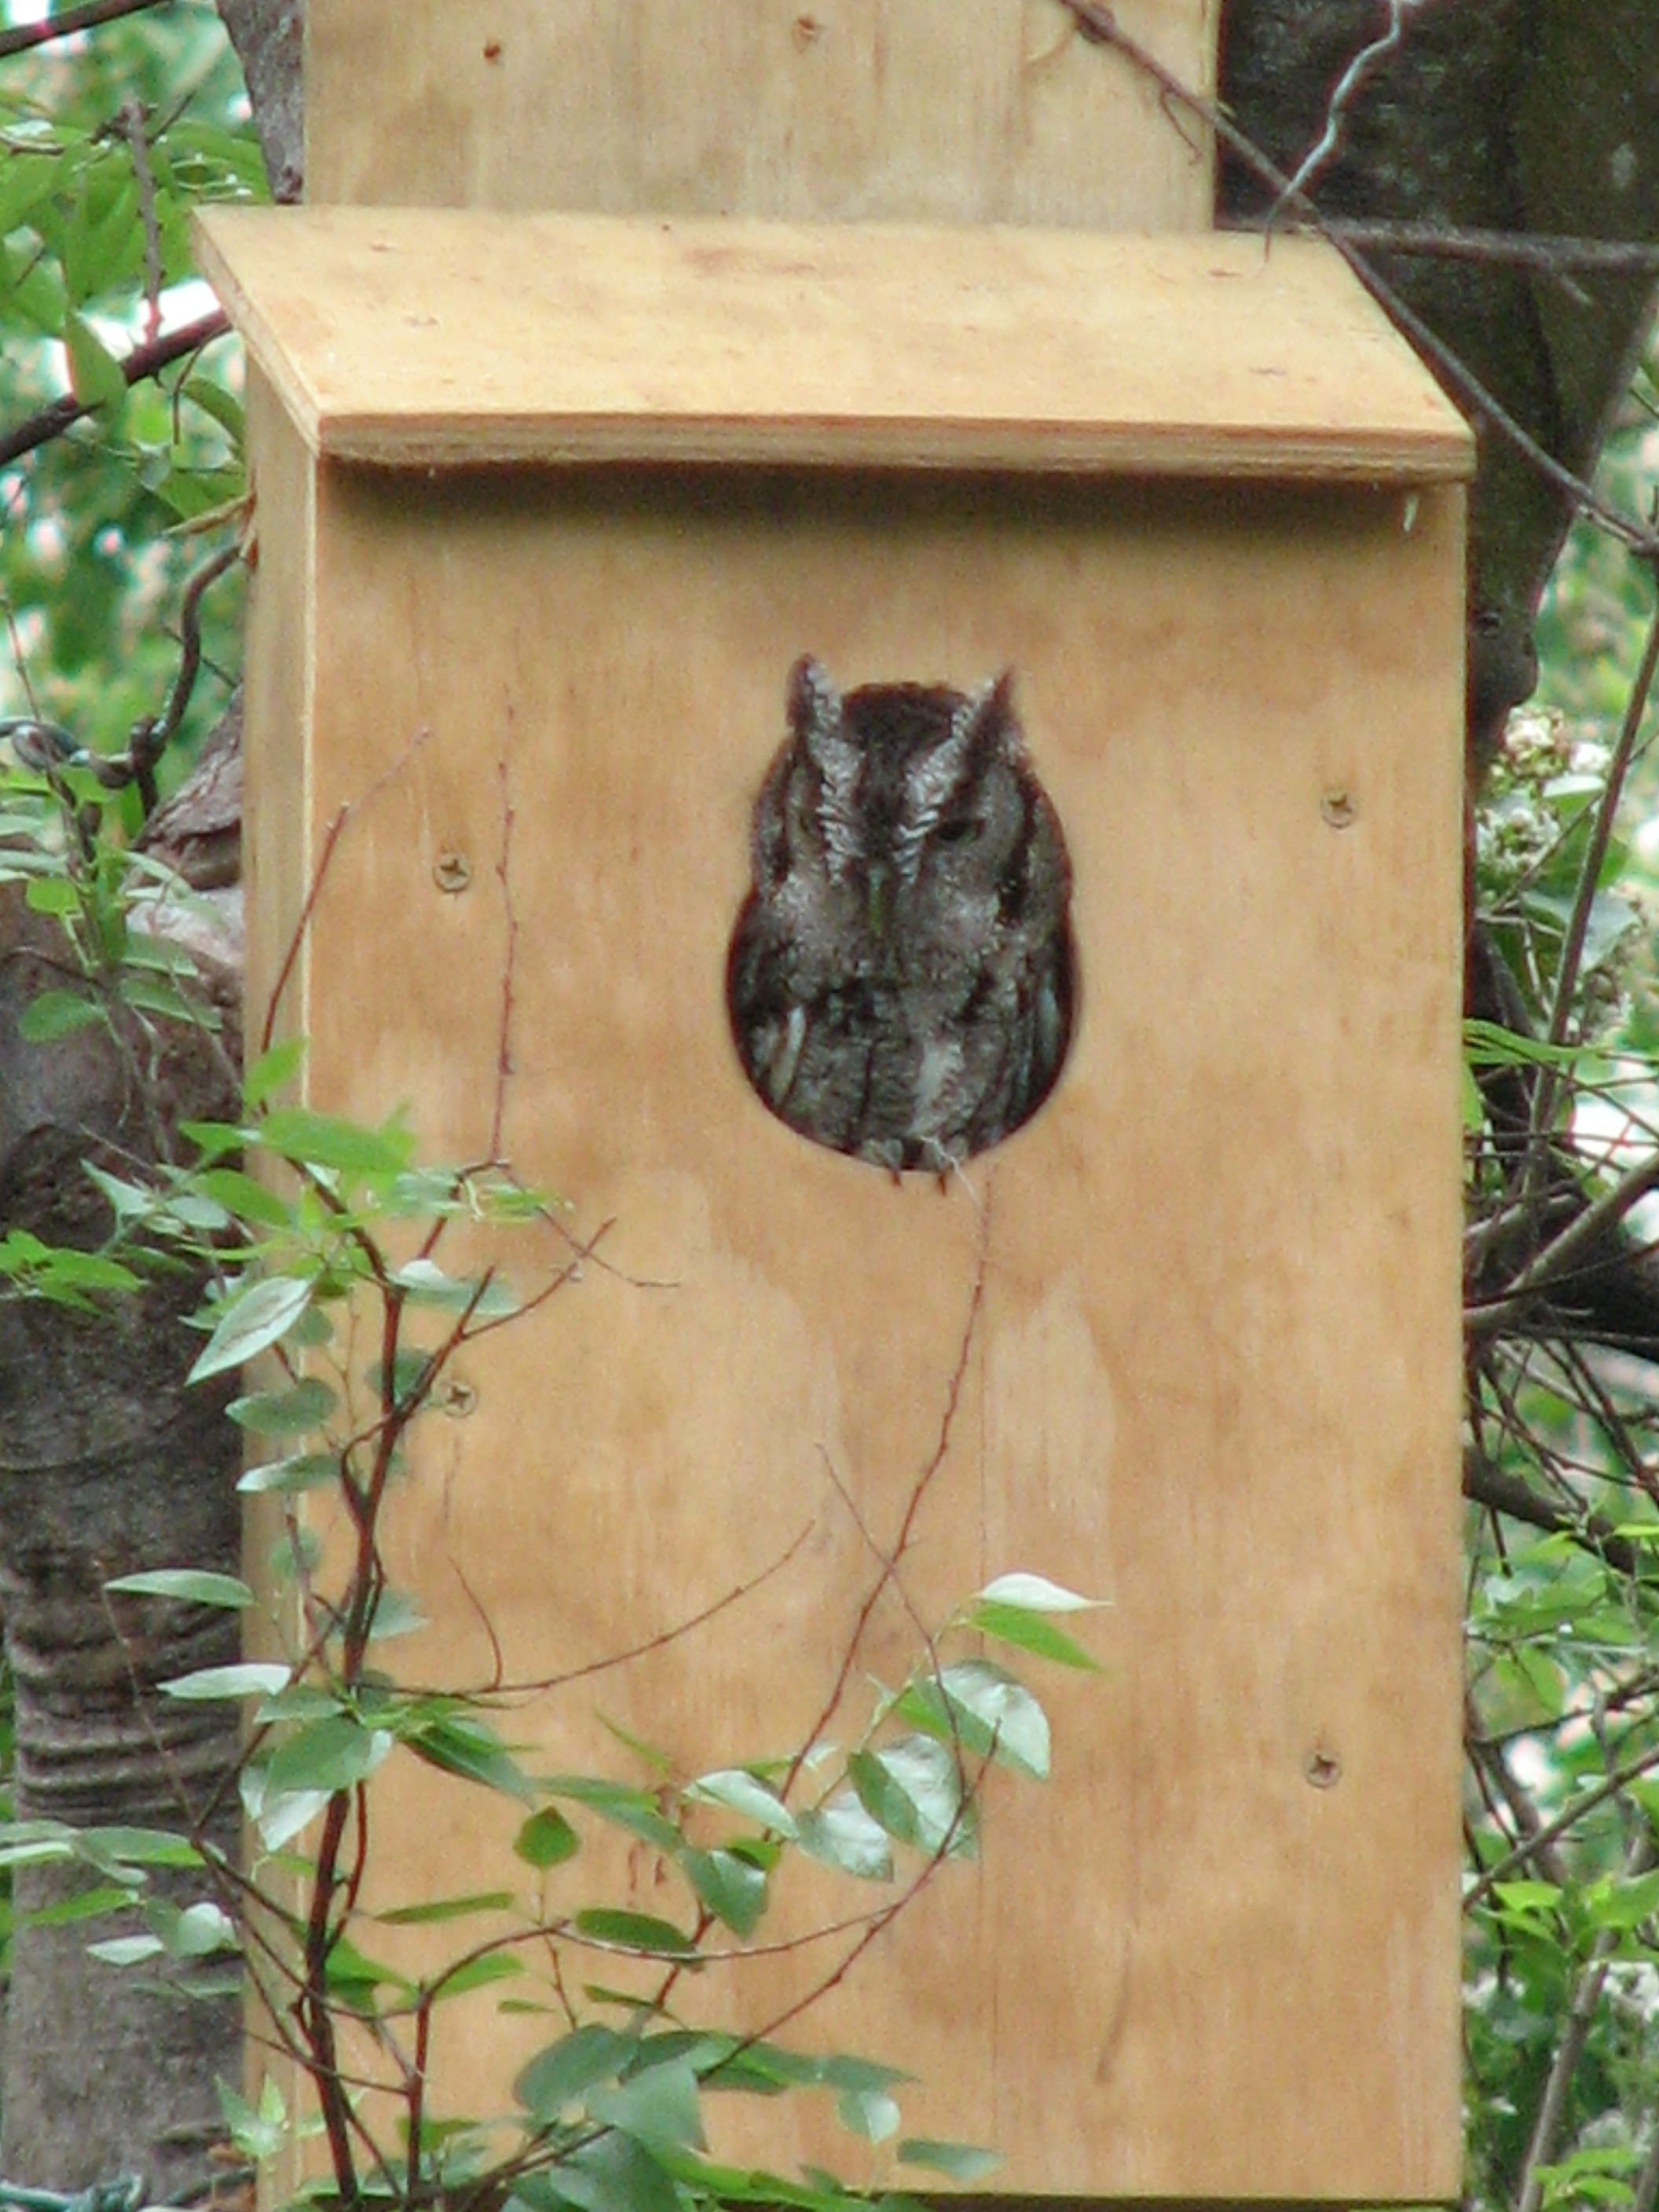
[113,98,163,343]
[1057,0,1659,558]
[1526,572,1659,1155]
[1225,215,1659,277]
[0,309,230,469]
[1467,1141,1659,1337]
[491,733,519,1161]
[782,1194,991,1800]
[1269,0,1426,216]
[260,727,432,1055]
[1466,1738,1659,1910]
[471,1521,814,1702]
[0,0,166,59]
[1516,1826,1657,2212]
[1462,1448,1646,1579]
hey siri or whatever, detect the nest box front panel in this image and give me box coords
[255,455,1463,2201]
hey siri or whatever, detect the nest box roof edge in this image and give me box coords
[194,205,1473,482]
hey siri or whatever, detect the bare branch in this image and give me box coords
[1463,1448,1647,1580]
[1269,0,1430,217]
[1517,1827,1657,2212]
[1057,0,1659,558]
[0,309,231,469]
[1226,216,1659,278]
[0,0,167,60]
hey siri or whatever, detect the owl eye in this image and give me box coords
[932,815,982,848]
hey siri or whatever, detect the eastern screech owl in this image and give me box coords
[727,656,1075,1172]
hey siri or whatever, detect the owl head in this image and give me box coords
[756,656,1064,958]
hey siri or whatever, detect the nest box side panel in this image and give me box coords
[304,0,1214,229]
[240,369,314,1054]
[252,462,1465,2203]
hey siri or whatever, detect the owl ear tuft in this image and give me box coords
[957,668,1020,753]
[788,656,843,744]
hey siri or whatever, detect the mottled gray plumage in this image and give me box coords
[727,657,1075,1172]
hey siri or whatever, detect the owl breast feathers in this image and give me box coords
[727,656,1076,1173]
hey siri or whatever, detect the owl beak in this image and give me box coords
[866,861,893,942]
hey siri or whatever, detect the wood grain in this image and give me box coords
[194,210,1472,483]
[240,455,1467,2201]
[302,0,1214,230]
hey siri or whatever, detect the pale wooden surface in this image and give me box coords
[241,430,1467,2199]
[195,210,1471,483]
[304,0,1215,230]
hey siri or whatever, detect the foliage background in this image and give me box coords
[2,0,251,785]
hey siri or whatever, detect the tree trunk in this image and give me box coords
[0,891,244,2199]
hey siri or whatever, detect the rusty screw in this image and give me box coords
[1304,1747,1342,1789]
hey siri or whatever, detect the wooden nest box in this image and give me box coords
[198,202,1471,2206]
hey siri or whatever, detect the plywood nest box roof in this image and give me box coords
[195,207,1471,480]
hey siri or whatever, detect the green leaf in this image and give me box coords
[159,1661,290,1702]
[227,1375,338,1434]
[812,2053,914,2095]
[18,987,102,1042]
[968,1595,1103,1668]
[376,1889,515,1928]
[848,1738,976,1859]
[240,1763,328,1853]
[104,1569,254,1610]
[75,1826,202,1872]
[589,2057,705,2154]
[63,309,126,412]
[685,1767,798,1838]
[515,2023,632,2119]
[1490,1880,1563,1914]
[324,1934,413,2008]
[23,875,81,916]
[897,2138,1002,2181]
[189,1273,315,1381]
[514,1807,581,1869]
[545,1776,683,1854]
[976,1572,1098,1613]
[402,1711,537,1803]
[86,1932,164,1966]
[836,2086,900,2143]
[896,1661,1052,1778]
[1583,1868,1659,1931]
[263,1716,394,1796]
[796,1793,893,1883]
[148,1897,238,1959]
[11,1245,141,1297]
[181,373,245,442]
[364,1587,429,1641]
[430,1951,524,2000]
[558,2130,682,2212]
[236,1451,339,1496]
[258,1105,414,1177]
[181,1119,250,1165]
[390,1255,522,1318]
[572,1907,698,1959]
[16,1882,135,1932]
[218,2075,288,2164]
[242,1035,306,1105]
[678,1846,767,1936]
[197,1167,292,1229]
[120,971,221,1027]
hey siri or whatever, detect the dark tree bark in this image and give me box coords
[0,884,244,2196]
[1219,0,1659,626]
[215,0,303,203]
